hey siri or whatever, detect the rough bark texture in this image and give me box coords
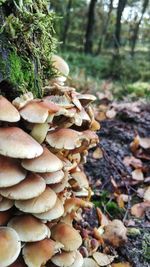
[114,0,127,49]
[84,0,97,54]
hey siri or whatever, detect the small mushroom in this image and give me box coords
[68,251,83,267]
[41,170,64,185]
[82,258,98,267]
[0,227,21,267]
[0,197,14,211]
[51,251,76,267]
[0,95,20,122]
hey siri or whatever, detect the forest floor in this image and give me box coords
[83,99,150,267]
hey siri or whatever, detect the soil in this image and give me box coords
[84,102,150,267]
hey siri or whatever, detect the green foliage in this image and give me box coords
[0,0,58,97]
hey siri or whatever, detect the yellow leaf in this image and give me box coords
[93,147,103,159]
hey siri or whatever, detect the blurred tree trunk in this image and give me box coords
[96,0,113,54]
[130,0,149,57]
[84,0,97,54]
[62,0,73,47]
[114,0,127,50]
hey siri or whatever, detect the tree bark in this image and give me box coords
[114,0,127,50]
[96,0,113,54]
[84,0,97,54]
[130,0,149,57]
[62,0,73,47]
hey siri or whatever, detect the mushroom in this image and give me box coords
[33,198,64,221]
[51,251,76,267]
[41,170,64,185]
[64,197,93,215]
[0,227,21,267]
[50,172,69,193]
[8,215,50,242]
[0,127,43,159]
[31,123,49,144]
[46,128,85,150]
[0,197,14,211]
[51,55,69,84]
[0,95,20,122]
[22,147,63,173]
[51,222,82,251]
[15,187,57,213]
[22,239,57,267]
[0,156,27,187]
[82,258,98,267]
[68,251,83,267]
[70,171,89,190]
[0,173,46,200]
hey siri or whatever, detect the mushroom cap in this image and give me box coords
[0,127,43,159]
[51,251,76,267]
[0,156,27,187]
[0,227,21,267]
[20,101,59,123]
[76,94,96,106]
[33,198,64,221]
[44,95,73,108]
[0,173,46,200]
[69,251,83,267]
[64,197,92,215]
[8,215,50,242]
[51,223,82,251]
[15,187,57,214]
[50,172,69,193]
[71,171,89,189]
[22,147,63,173]
[82,258,98,267]
[0,197,14,211]
[0,95,20,122]
[52,55,69,76]
[46,128,84,150]
[41,170,64,184]
[22,239,56,267]
[31,123,49,144]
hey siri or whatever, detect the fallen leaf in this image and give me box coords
[123,156,142,168]
[93,147,103,159]
[144,186,150,201]
[112,263,132,267]
[102,219,127,247]
[131,201,150,218]
[95,111,106,121]
[93,252,115,266]
[131,169,144,181]
[130,135,140,152]
[96,207,109,226]
[139,137,150,149]
[106,108,116,119]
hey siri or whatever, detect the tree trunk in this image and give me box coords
[62,0,73,47]
[96,0,113,54]
[84,0,97,54]
[130,0,149,57]
[114,0,127,50]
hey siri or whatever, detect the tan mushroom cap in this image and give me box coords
[69,251,83,267]
[0,210,12,226]
[0,227,21,267]
[8,215,50,242]
[0,127,43,159]
[51,222,82,251]
[20,100,60,123]
[0,156,26,188]
[0,173,46,200]
[76,94,96,106]
[51,251,76,267]
[15,187,57,214]
[82,258,98,267]
[0,197,14,211]
[0,95,20,122]
[50,172,69,193]
[22,147,63,173]
[41,170,64,184]
[52,55,69,77]
[64,197,93,215]
[71,171,89,189]
[44,95,73,108]
[22,239,56,267]
[46,128,84,150]
[33,198,64,221]
[31,123,49,144]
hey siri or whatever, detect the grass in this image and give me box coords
[59,50,150,100]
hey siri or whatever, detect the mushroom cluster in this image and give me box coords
[0,56,100,267]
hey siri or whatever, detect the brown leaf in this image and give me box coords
[112,263,132,267]
[96,207,109,226]
[144,186,150,201]
[93,147,103,159]
[131,201,150,218]
[130,135,140,152]
[123,156,142,169]
[93,252,115,266]
[95,111,106,121]
[102,219,127,247]
[131,169,144,181]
